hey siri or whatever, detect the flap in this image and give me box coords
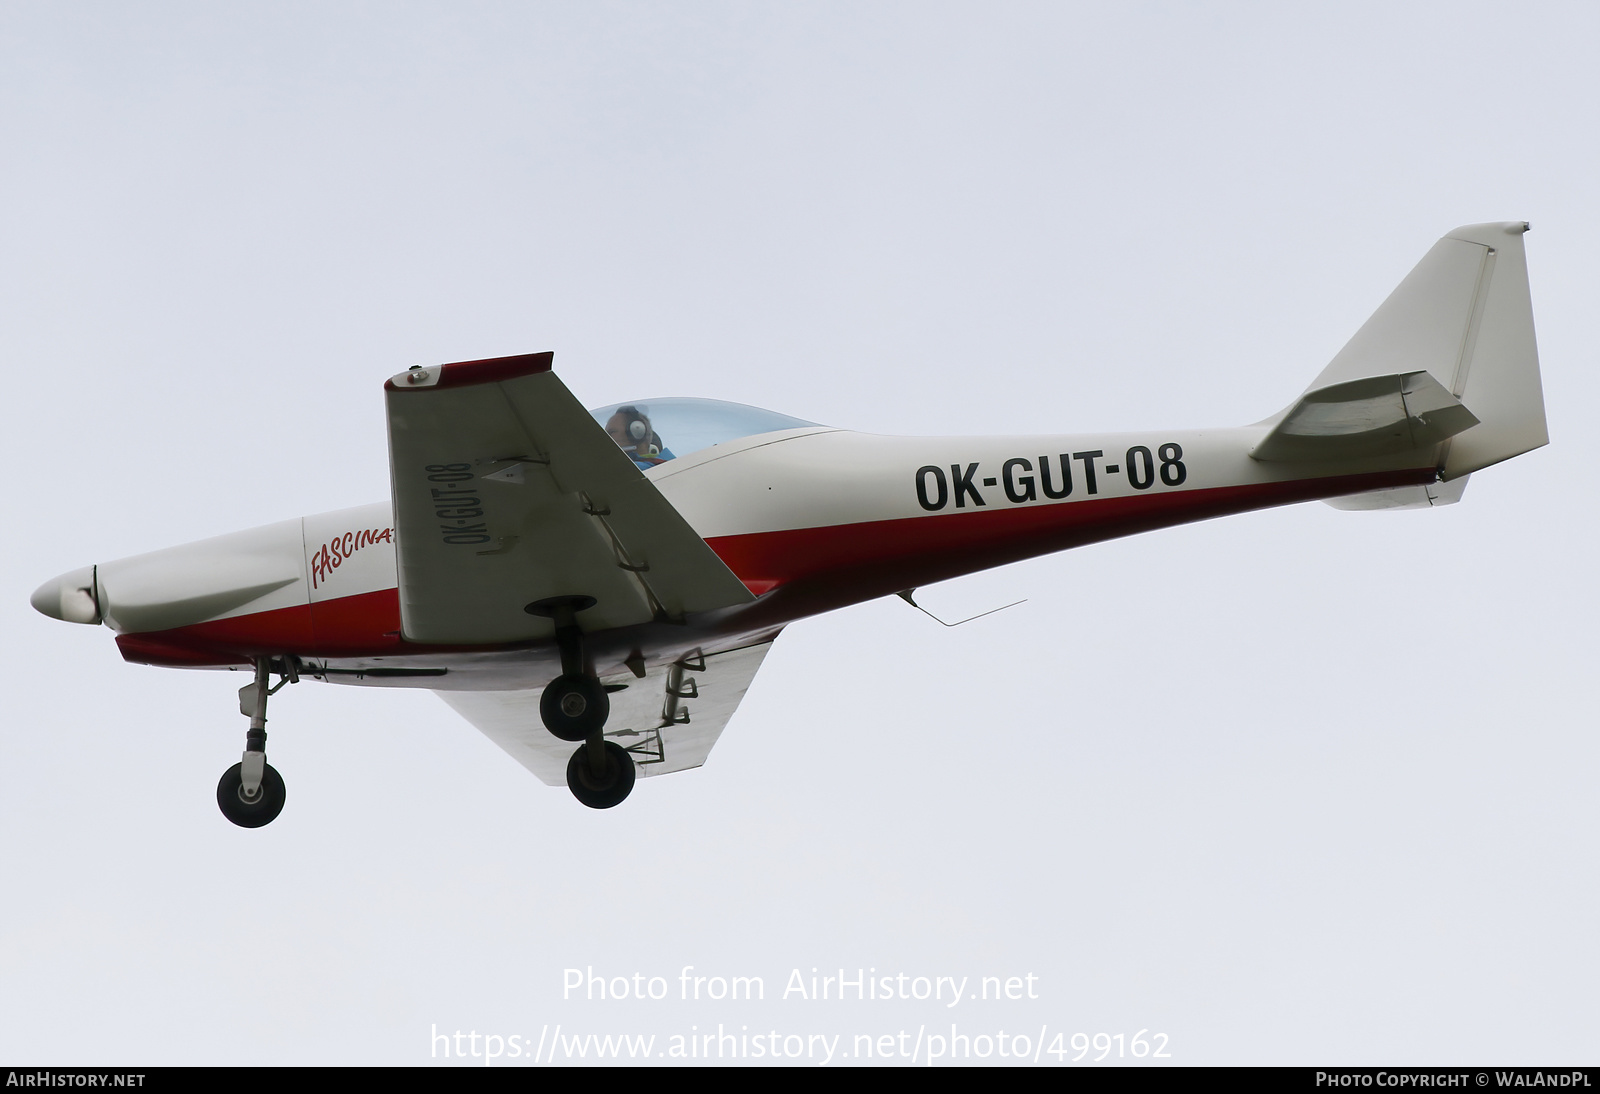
[384,353,754,645]
[437,639,778,785]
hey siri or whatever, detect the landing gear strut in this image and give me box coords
[217,656,291,828]
[526,595,635,808]
[531,596,609,741]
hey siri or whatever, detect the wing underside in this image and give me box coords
[437,639,778,785]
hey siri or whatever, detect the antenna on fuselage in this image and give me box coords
[896,589,1025,628]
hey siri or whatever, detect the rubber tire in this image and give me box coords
[216,761,287,828]
[540,674,609,742]
[566,741,637,809]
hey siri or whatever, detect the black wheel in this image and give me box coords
[216,761,286,828]
[540,673,609,742]
[565,741,636,809]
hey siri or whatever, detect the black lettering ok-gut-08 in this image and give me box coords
[914,445,1187,512]
[425,463,492,544]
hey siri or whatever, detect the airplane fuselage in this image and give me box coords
[51,423,1433,691]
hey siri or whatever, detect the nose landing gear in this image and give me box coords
[216,760,286,828]
[217,656,294,828]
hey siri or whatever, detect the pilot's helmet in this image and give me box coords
[609,406,660,458]
[616,406,650,445]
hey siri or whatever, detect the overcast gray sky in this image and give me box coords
[2,1,1596,1066]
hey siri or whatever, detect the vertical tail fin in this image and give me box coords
[1304,222,1547,480]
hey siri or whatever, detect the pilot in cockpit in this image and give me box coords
[604,405,675,469]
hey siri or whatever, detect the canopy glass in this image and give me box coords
[588,397,819,469]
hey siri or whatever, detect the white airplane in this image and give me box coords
[32,223,1547,825]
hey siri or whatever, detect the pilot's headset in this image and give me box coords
[616,406,659,457]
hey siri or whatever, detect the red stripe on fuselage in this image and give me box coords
[117,588,406,668]
[703,467,1439,624]
[115,468,1434,667]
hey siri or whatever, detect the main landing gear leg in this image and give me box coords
[532,597,610,743]
[525,595,635,808]
[216,656,289,828]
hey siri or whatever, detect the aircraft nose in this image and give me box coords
[31,565,102,625]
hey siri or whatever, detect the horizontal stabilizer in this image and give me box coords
[1251,370,1479,463]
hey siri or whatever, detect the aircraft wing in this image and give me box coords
[436,639,778,785]
[384,353,754,645]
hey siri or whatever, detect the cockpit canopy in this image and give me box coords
[588,397,819,468]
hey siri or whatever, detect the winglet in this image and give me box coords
[385,351,554,393]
